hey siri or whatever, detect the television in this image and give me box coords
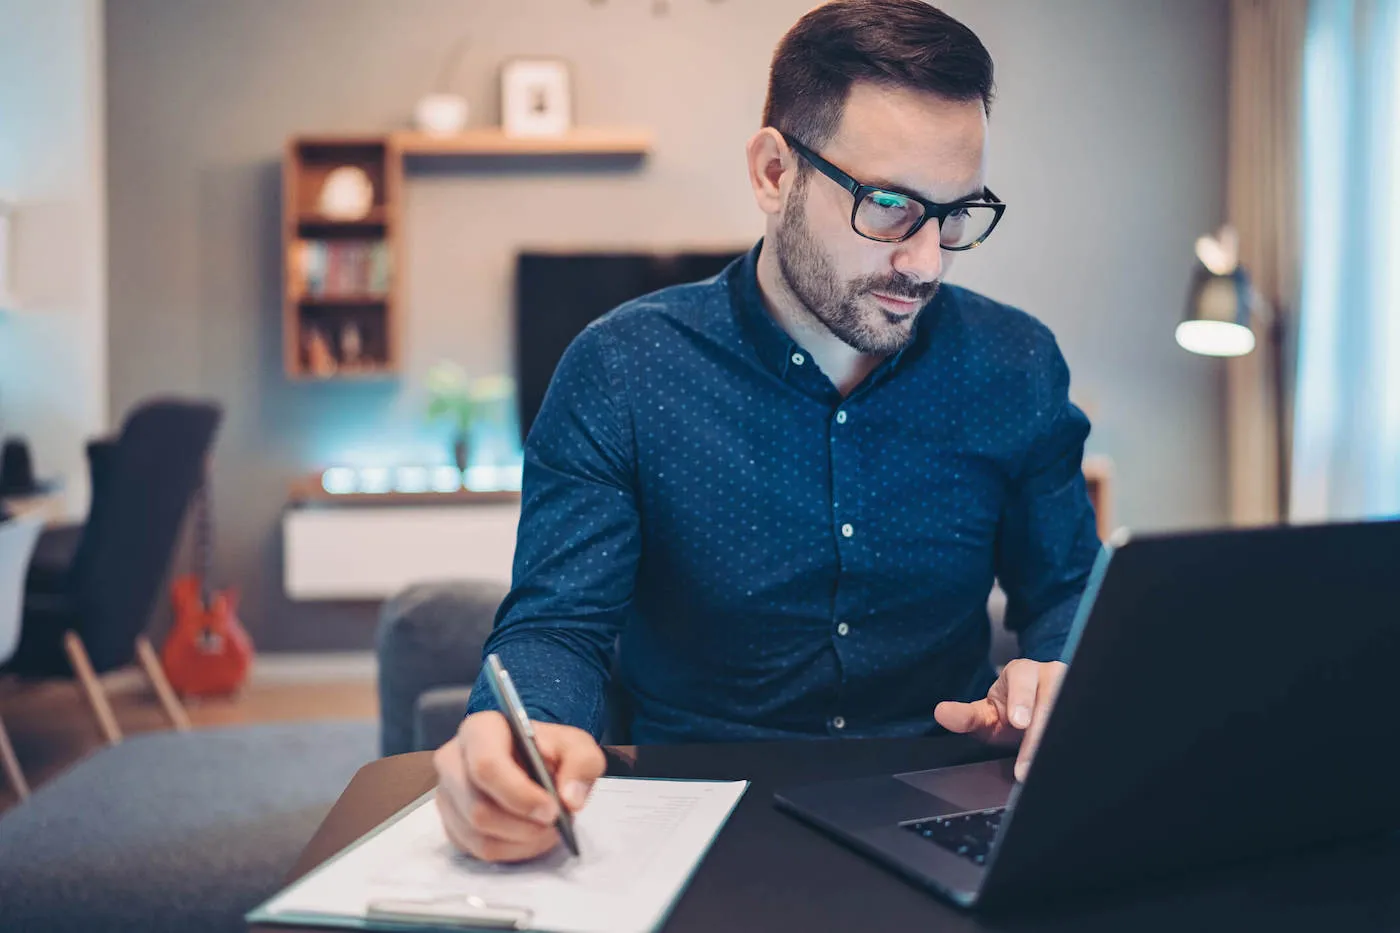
[514,249,746,442]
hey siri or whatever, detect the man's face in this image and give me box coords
[773,82,988,355]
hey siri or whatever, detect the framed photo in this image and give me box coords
[500,59,573,138]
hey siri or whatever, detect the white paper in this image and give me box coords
[257,777,749,933]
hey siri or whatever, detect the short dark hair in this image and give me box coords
[763,0,995,149]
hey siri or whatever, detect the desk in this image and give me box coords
[252,736,1400,933]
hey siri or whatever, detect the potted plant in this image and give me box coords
[425,362,515,472]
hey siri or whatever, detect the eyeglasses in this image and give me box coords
[779,131,1006,250]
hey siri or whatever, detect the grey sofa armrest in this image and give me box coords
[415,685,475,753]
[375,580,508,757]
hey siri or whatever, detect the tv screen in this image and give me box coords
[514,250,745,442]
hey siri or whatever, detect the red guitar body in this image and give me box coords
[162,574,254,697]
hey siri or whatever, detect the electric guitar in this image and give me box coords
[161,475,254,696]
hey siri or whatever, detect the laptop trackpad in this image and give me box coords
[894,758,1017,811]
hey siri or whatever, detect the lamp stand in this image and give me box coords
[1269,312,1290,523]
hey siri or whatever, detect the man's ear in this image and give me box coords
[745,127,792,218]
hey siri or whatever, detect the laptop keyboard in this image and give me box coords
[903,807,1006,866]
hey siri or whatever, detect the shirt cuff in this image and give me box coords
[1015,590,1081,663]
[463,637,611,739]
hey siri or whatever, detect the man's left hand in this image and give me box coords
[933,659,1066,783]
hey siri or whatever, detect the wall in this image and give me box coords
[0,0,107,518]
[105,0,1229,651]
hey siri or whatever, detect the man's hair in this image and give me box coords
[763,0,995,149]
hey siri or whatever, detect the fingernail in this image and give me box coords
[564,780,591,810]
[1012,706,1032,729]
[530,802,557,825]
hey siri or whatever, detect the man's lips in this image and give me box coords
[869,291,922,315]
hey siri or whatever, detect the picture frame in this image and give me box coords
[500,58,573,138]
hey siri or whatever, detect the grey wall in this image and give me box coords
[106,0,1229,651]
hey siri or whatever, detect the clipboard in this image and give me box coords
[245,776,749,933]
[365,894,532,929]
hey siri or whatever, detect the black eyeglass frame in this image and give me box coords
[779,130,1007,250]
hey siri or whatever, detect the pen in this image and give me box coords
[484,653,581,857]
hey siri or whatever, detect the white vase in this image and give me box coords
[414,94,470,136]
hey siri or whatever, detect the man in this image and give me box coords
[435,0,1101,862]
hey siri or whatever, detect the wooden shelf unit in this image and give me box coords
[295,207,388,229]
[283,135,403,379]
[391,127,653,157]
[281,129,650,380]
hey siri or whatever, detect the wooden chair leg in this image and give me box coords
[62,631,123,745]
[0,713,29,800]
[134,635,191,732]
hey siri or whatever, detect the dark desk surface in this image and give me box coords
[252,736,1400,933]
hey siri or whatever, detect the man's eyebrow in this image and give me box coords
[864,176,985,205]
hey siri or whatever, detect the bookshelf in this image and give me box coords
[283,136,401,379]
[282,128,652,380]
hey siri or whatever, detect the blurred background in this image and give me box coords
[0,0,1395,824]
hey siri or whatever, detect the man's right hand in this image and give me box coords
[433,711,606,862]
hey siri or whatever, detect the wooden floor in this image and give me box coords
[0,673,377,816]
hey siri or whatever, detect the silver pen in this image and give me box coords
[483,653,581,857]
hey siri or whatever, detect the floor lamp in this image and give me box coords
[1175,226,1289,522]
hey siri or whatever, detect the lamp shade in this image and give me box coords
[1177,262,1256,358]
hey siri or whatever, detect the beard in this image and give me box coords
[773,175,939,355]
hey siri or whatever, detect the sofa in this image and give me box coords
[0,720,377,933]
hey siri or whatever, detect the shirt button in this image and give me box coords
[836,622,850,636]
[831,716,846,730]
[835,410,848,424]
[841,523,854,538]
[791,352,805,366]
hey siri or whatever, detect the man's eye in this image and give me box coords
[869,192,910,210]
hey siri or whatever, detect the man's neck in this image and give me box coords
[755,242,884,397]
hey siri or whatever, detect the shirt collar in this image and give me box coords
[728,240,801,379]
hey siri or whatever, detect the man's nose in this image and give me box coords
[890,220,944,284]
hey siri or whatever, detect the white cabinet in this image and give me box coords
[283,502,520,600]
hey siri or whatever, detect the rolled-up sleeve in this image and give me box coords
[464,324,640,737]
[994,332,1103,663]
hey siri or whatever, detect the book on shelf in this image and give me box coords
[294,239,391,300]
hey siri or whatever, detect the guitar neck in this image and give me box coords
[196,476,213,609]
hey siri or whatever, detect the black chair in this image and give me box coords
[0,399,222,744]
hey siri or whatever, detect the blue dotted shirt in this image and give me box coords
[467,243,1101,743]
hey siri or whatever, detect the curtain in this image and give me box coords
[1291,0,1400,520]
[1226,0,1307,525]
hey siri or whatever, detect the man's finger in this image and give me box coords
[1003,661,1040,731]
[462,714,559,824]
[470,833,561,864]
[464,791,563,845]
[1015,662,1066,783]
[536,726,606,812]
[434,788,476,854]
[934,699,999,734]
[433,738,476,828]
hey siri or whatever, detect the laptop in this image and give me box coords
[774,519,1400,909]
